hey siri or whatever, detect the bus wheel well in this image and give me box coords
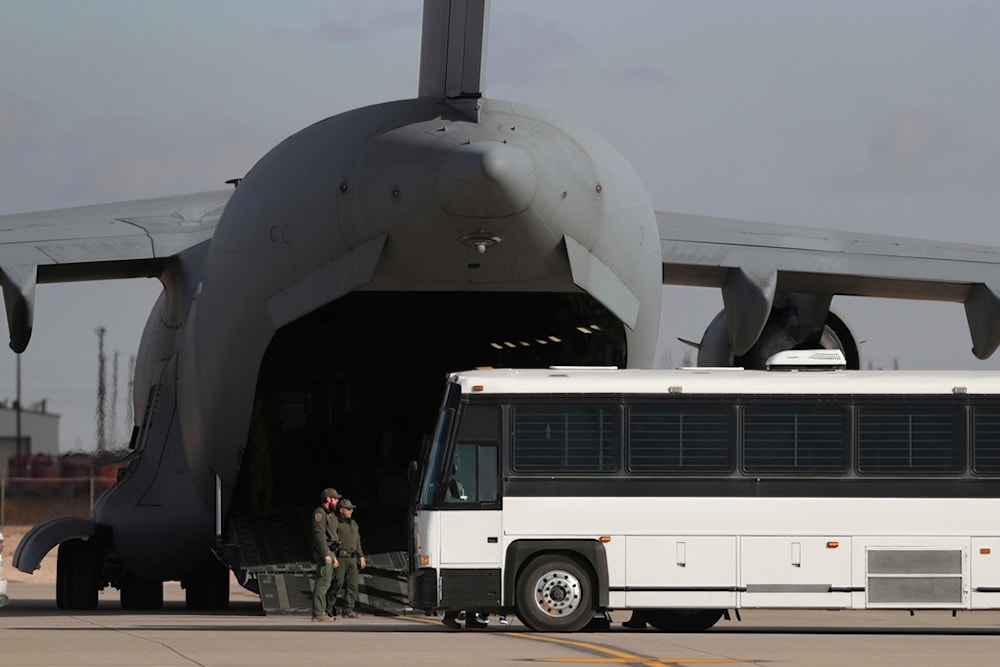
[518,550,594,587]
[504,540,608,609]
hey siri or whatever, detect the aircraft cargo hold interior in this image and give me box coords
[229,290,625,613]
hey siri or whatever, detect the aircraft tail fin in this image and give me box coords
[418,0,489,116]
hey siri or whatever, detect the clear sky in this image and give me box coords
[2,1,1000,451]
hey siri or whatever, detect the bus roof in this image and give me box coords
[447,367,1000,396]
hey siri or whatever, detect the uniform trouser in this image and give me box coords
[312,561,336,617]
[333,556,360,612]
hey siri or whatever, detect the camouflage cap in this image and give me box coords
[321,487,342,500]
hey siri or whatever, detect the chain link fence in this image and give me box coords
[2,451,124,526]
[1,476,118,526]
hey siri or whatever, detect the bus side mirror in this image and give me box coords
[407,460,419,488]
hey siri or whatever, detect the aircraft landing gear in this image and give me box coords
[56,539,100,610]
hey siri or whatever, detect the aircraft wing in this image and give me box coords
[0,189,232,352]
[657,210,1000,360]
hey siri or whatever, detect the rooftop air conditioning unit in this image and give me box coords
[765,349,847,371]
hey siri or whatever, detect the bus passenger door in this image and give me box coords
[439,442,502,566]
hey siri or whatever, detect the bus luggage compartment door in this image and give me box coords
[625,536,737,609]
[739,537,852,608]
[971,538,1000,609]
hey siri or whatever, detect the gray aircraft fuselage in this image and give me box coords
[97,97,661,578]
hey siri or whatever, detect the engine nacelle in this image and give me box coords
[697,307,860,370]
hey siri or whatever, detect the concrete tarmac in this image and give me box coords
[5,582,1000,666]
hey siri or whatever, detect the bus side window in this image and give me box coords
[447,444,476,502]
[477,443,498,502]
[973,406,1000,474]
[445,404,500,504]
[447,442,498,503]
[858,404,963,473]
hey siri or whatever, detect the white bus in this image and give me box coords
[407,354,1000,632]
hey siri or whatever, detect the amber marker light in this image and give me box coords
[599,536,611,543]
[827,541,839,549]
[472,385,485,392]
[422,555,431,566]
[981,548,991,555]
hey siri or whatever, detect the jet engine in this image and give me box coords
[697,301,860,370]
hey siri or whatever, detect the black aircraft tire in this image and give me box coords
[56,539,99,611]
[185,561,230,610]
[515,555,594,632]
[644,609,724,632]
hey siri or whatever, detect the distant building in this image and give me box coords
[0,400,60,474]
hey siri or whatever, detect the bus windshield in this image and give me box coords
[418,380,460,506]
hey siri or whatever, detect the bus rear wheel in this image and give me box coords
[644,609,723,632]
[516,555,593,632]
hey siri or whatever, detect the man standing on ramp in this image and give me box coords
[333,498,366,617]
[310,488,341,621]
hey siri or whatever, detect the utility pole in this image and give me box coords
[127,355,135,427]
[95,326,107,453]
[110,351,119,448]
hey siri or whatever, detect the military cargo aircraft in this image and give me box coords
[6,1,1000,610]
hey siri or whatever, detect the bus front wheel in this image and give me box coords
[644,609,724,632]
[516,555,593,632]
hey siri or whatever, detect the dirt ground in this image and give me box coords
[1,525,57,583]
[1,525,242,589]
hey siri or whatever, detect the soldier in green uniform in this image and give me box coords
[332,498,366,618]
[310,487,341,621]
